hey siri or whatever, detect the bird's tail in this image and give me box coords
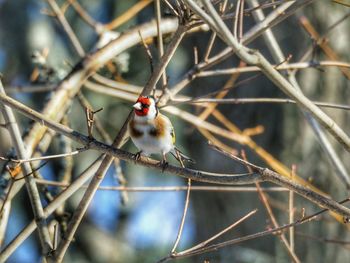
[170,147,195,166]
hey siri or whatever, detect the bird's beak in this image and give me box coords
[133,102,142,110]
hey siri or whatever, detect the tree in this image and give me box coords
[0,0,350,262]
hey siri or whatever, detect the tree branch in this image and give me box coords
[0,92,350,219]
[0,80,53,256]
[184,0,350,152]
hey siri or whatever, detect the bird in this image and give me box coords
[128,95,193,168]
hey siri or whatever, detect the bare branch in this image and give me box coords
[160,198,350,261]
[0,80,53,256]
[247,0,350,187]
[184,0,350,152]
[1,92,350,219]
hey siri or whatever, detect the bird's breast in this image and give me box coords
[129,120,173,155]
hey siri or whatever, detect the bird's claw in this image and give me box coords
[133,151,142,163]
[158,159,169,173]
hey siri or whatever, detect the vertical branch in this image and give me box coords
[55,119,74,234]
[238,0,244,42]
[289,165,296,252]
[203,0,227,62]
[203,32,216,62]
[0,201,11,248]
[233,0,241,39]
[0,79,53,255]
[155,0,167,89]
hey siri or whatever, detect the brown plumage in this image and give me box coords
[129,114,172,138]
[150,114,167,138]
[128,119,143,138]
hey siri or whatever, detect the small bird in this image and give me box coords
[128,95,193,168]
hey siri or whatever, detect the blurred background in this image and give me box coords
[0,0,350,262]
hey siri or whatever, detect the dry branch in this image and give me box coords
[159,198,350,261]
[0,80,52,256]
[0,93,350,219]
[0,17,180,210]
[53,15,191,262]
[184,0,350,152]
[247,0,350,187]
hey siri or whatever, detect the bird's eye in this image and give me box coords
[142,104,150,108]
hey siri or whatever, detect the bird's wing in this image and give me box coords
[154,113,175,144]
[170,124,176,144]
[163,114,176,144]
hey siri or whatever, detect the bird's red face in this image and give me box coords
[133,96,151,116]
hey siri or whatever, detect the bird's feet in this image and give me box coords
[133,151,143,163]
[158,159,169,173]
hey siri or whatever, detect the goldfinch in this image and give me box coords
[128,95,193,167]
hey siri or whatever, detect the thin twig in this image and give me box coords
[170,97,350,111]
[180,209,257,253]
[247,0,350,187]
[165,0,313,102]
[0,199,11,248]
[299,15,350,80]
[0,148,87,164]
[46,0,85,56]
[238,0,245,43]
[209,143,350,218]
[138,31,155,74]
[289,165,296,253]
[155,0,167,88]
[186,0,350,152]
[158,209,258,262]
[105,0,153,30]
[295,231,350,246]
[197,61,350,77]
[233,0,241,40]
[76,91,128,204]
[171,179,191,253]
[67,0,101,32]
[159,198,350,261]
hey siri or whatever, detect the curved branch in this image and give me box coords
[0,93,350,219]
